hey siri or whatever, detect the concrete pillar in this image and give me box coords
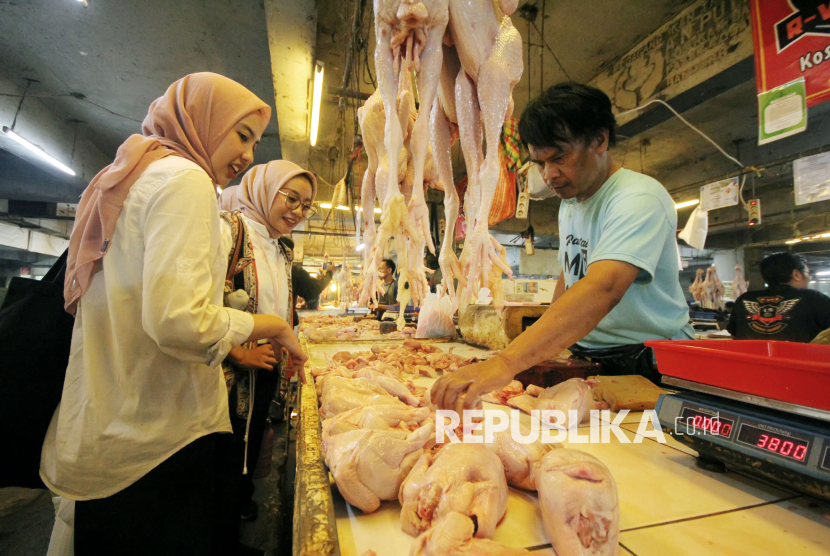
[263,0,317,167]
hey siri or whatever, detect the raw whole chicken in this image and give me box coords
[536,449,620,556]
[400,443,507,538]
[322,405,433,442]
[362,0,450,327]
[409,511,531,555]
[507,378,597,429]
[427,0,522,307]
[318,377,406,419]
[461,419,557,491]
[732,264,749,299]
[324,420,435,513]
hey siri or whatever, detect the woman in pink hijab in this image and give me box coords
[42,73,307,556]
[215,160,317,549]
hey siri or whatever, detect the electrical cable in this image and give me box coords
[10,80,34,130]
[530,20,571,81]
[617,99,745,170]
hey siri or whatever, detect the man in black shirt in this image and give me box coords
[727,252,830,342]
[279,237,334,327]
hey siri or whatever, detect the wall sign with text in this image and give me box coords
[751,0,830,108]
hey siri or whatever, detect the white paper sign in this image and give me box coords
[700,177,739,211]
[793,152,830,206]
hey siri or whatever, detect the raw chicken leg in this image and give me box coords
[536,449,619,556]
[409,511,531,555]
[324,421,435,513]
[400,443,507,538]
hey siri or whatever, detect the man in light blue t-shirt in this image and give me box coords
[432,82,693,410]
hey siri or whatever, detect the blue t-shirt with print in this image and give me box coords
[558,168,693,348]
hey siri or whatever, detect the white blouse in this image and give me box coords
[219,213,290,321]
[40,157,255,500]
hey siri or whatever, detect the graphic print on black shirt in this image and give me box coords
[563,234,589,281]
[742,296,800,335]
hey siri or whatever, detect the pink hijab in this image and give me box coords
[235,160,317,238]
[64,73,271,313]
[218,185,240,211]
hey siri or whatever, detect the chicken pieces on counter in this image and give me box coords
[507,378,602,429]
[400,443,508,539]
[536,449,620,556]
[409,512,532,556]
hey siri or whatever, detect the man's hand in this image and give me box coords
[430,356,515,413]
[229,344,278,371]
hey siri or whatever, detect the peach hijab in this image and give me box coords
[64,73,271,313]
[234,160,317,238]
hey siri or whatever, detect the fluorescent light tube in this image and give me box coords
[335,205,349,211]
[373,207,381,214]
[310,62,324,146]
[674,199,699,209]
[2,126,75,176]
[320,203,332,209]
[355,243,365,251]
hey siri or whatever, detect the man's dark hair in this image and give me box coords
[279,237,295,250]
[518,82,617,150]
[760,252,808,285]
[381,258,396,275]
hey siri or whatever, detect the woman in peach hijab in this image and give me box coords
[216,161,317,550]
[42,73,307,555]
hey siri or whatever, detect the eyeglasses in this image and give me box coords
[278,190,316,218]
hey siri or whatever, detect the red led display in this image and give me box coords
[680,407,734,439]
[737,424,809,463]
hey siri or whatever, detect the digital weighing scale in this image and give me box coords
[655,377,830,502]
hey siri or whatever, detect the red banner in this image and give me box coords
[751,0,830,107]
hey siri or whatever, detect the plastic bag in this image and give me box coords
[415,292,456,339]
[678,206,708,250]
[47,496,74,556]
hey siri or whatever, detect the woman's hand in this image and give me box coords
[270,328,308,384]
[430,355,516,414]
[228,344,278,371]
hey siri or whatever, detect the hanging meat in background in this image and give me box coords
[359,0,523,320]
[689,268,705,305]
[732,264,749,299]
[701,265,725,311]
[359,0,449,328]
[446,0,523,306]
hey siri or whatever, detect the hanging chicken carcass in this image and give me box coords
[733,264,749,299]
[358,0,450,328]
[428,0,523,307]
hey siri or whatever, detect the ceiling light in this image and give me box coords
[674,199,699,209]
[785,239,801,244]
[320,202,332,209]
[355,243,365,251]
[374,207,382,214]
[803,237,812,240]
[820,233,830,237]
[77,0,89,6]
[335,205,350,211]
[2,126,75,175]
[816,271,830,276]
[813,235,822,239]
[309,61,324,147]
[330,282,337,292]
[354,206,362,212]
